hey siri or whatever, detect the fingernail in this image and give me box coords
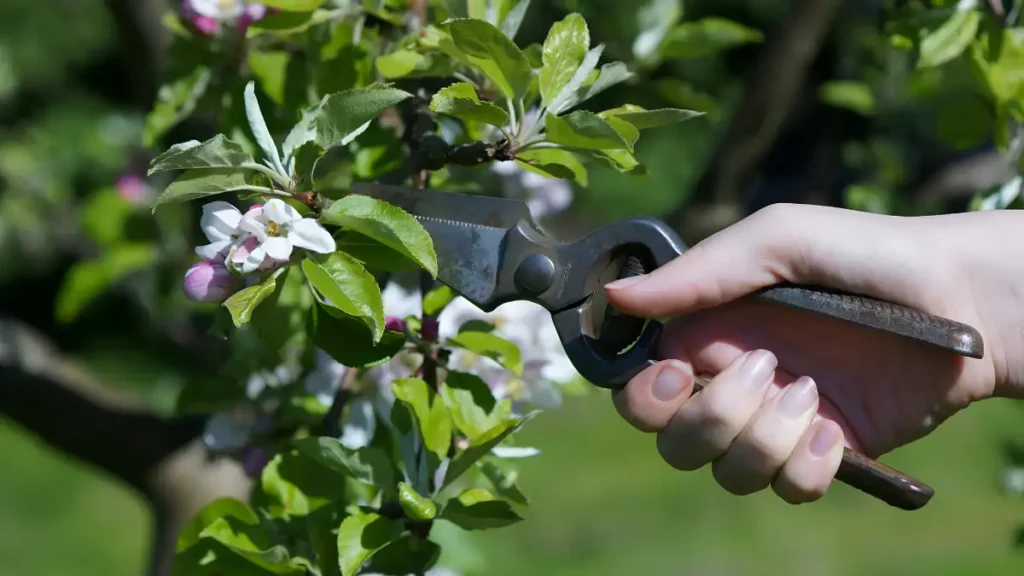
[810,421,842,457]
[652,363,689,402]
[778,376,818,418]
[737,350,777,387]
[605,275,647,290]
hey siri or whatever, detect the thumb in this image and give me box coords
[604,204,930,319]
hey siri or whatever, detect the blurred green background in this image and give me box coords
[1,0,1023,575]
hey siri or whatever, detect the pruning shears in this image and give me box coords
[351,182,985,512]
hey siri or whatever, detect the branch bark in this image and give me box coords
[0,317,250,576]
[666,0,844,243]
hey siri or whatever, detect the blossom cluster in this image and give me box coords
[180,0,269,36]
[183,199,336,303]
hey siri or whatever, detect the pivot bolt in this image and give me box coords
[514,253,556,295]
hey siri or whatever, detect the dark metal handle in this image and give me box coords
[754,284,984,359]
[692,374,934,510]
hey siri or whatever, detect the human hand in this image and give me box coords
[604,204,1024,504]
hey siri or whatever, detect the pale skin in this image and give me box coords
[603,204,1024,504]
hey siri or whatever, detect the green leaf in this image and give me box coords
[479,460,529,505]
[514,149,588,186]
[361,535,442,575]
[313,306,406,367]
[448,330,523,375]
[54,243,157,323]
[250,263,313,353]
[198,517,308,574]
[177,498,259,552]
[283,84,412,159]
[392,378,452,461]
[442,413,535,489]
[336,231,421,273]
[145,66,212,148]
[818,81,876,116]
[439,488,523,530]
[148,134,256,175]
[151,169,259,211]
[430,82,511,128]
[249,50,291,106]
[223,272,279,327]
[423,284,456,316]
[599,104,703,129]
[540,13,590,108]
[604,115,639,150]
[445,18,534,101]
[661,17,764,60]
[257,450,346,519]
[501,0,532,40]
[302,253,385,342]
[918,9,980,69]
[633,0,684,62]
[243,81,287,176]
[336,511,404,576]
[260,0,326,10]
[398,482,438,520]
[544,111,630,150]
[441,371,510,440]
[376,49,457,79]
[294,436,396,489]
[547,44,604,114]
[574,61,633,104]
[321,194,438,277]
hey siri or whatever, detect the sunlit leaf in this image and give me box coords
[540,13,590,108]
[439,488,523,530]
[430,82,511,128]
[336,511,403,576]
[302,253,384,341]
[321,194,438,277]
[445,18,534,101]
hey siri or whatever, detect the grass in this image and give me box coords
[0,388,1021,576]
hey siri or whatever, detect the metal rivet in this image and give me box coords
[514,253,556,295]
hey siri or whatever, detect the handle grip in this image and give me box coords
[754,284,984,359]
[691,375,934,510]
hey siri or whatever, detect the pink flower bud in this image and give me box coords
[421,315,439,341]
[385,316,407,333]
[183,259,236,303]
[115,174,151,204]
[192,16,221,35]
[238,3,268,30]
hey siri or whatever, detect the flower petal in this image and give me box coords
[195,239,232,260]
[288,218,336,253]
[238,212,268,240]
[235,242,267,274]
[264,198,302,225]
[263,237,293,261]
[200,201,243,242]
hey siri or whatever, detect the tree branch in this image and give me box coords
[666,0,844,242]
[0,317,249,576]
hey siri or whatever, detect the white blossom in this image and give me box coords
[438,296,579,413]
[235,199,336,273]
[195,201,246,260]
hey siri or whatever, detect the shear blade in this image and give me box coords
[349,183,533,310]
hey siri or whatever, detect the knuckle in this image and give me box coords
[696,387,745,434]
[655,426,703,471]
[773,474,828,505]
[711,457,769,496]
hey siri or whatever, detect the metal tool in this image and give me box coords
[350,183,985,511]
